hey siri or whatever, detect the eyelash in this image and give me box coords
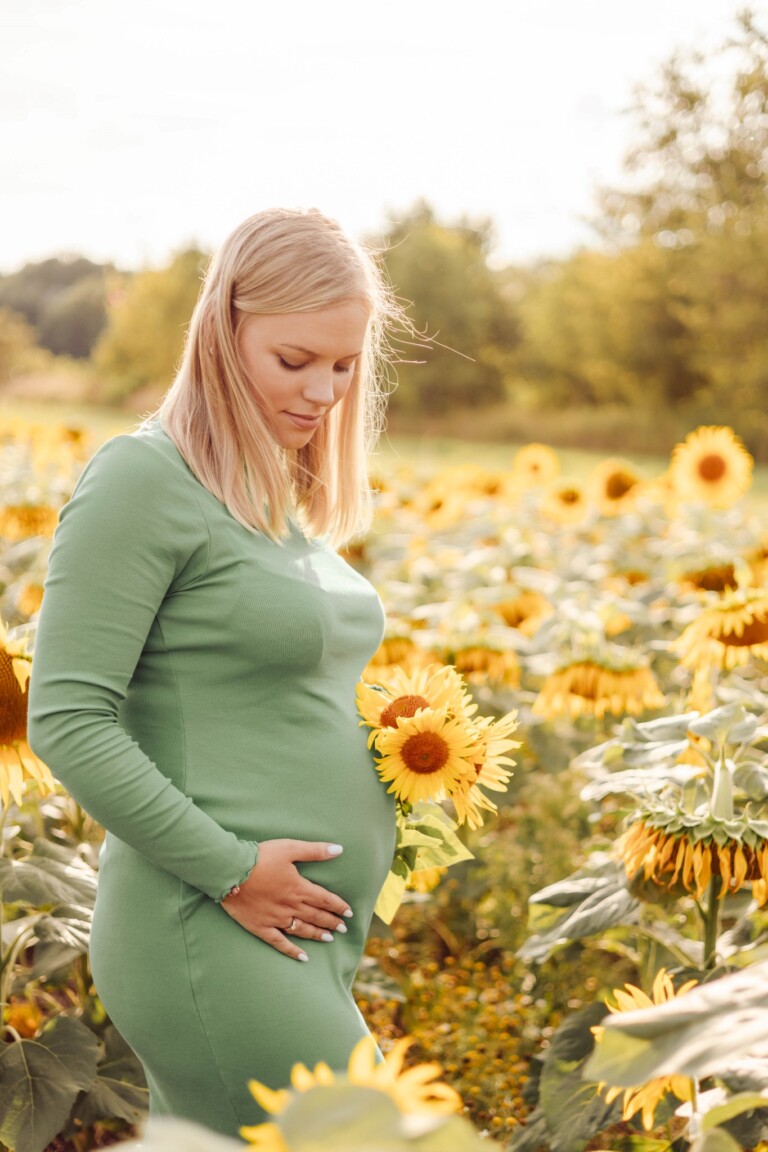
[278,357,354,374]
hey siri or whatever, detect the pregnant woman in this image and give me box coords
[27,207,401,1137]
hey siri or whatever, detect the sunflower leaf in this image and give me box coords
[583,961,768,1087]
[374,869,408,924]
[521,857,639,963]
[690,1128,748,1152]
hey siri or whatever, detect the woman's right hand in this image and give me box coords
[219,839,353,961]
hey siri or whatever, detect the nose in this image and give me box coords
[302,367,336,409]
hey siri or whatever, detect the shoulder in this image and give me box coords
[59,424,209,555]
[74,423,192,500]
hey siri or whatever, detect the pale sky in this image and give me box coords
[2,0,762,273]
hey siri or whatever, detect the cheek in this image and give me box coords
[333,372,357,405]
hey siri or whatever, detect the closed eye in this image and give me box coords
[278,356,305,371]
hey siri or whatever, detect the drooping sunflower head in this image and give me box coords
[672,585,768,671]
[532,656,665,721]
[591,968,698,1132]
[617,816,768,902]
[669,425,753,508]
[450,644,521,688]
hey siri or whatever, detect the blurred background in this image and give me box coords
[2,0,767,461]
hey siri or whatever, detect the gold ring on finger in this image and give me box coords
[287,916,298,932]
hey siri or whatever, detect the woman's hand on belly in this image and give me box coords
[220,839,354,962]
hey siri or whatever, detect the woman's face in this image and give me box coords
[236,298,370,449]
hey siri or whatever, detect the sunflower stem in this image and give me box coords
[702,874,722,970]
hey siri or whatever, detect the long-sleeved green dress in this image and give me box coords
[27,416,397,1138]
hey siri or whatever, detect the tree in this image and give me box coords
[0,257,112,357]
[91,248,208,403]
[0,308,49,386]
[374,201,520,414]
[593,8,768,247]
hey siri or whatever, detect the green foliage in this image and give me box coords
[518,9,768,415]
[0,257,112,359]
[91,247,208,402]
[375,201,520,412]
[0,308,48,386]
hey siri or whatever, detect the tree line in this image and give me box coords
[1,10,765,441]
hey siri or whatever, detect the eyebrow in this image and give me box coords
[279,344,362,358]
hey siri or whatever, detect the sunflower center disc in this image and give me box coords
[380,695,431,728]
[698,453,727,482]
[401,732,450,775]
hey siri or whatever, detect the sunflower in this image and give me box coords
[511,443,560,488]
[493,589,553,636]
[669,425,753,507]
[17,582,45,619]
[356,663,475,748]
[672,584,768,671]
[677,562,738,593]
[450,711,520,830]
[0,504,60,541]
[362,635,437,683]
[1,618,57,810]
[373,709,479,805]
[591,969,698,1131]
[451,644,521,689]
[406,865,447,893]
[589,458,644,517]
[539,479,590,525]
[617,818,768,902]
[532,657,665,721]
[240,1035,462,1146]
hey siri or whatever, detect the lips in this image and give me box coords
[285,412,323,429]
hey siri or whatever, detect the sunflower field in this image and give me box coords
[2,416,768,1152]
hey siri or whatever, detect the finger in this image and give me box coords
[287,841,345,863]
[261,928,309,962]
[296,904,349,933]
[301,880,354,920]
[287,916,336,943]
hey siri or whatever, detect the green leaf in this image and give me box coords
[374,869,408,924]
[0,1016,99,1152]
[72,1025,148,1126]
[733,761,768,801]
[520,857,639,963]
[688,704,751,746]
[702,1093,768,1131]
[0,839,97,907]
[583,961,768,1088]
[539,1005,622,1151]
[689,1128,743,1152]
[279,1083,404,1148]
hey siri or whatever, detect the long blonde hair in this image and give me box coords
[143,208,399,546]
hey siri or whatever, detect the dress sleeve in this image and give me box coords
[26,433,259,902]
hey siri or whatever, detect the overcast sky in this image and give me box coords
[2,0,762,273]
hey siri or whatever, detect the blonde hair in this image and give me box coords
[143,207,400,546]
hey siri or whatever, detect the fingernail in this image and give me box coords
[297,951,309,962]
[343,908,354,917]
[321,932,334,942]
[327,844,344,856]
[336,922,347,933]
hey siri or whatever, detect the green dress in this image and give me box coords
[27,417,397,1138]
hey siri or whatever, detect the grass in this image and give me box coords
[5,396,768,513]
